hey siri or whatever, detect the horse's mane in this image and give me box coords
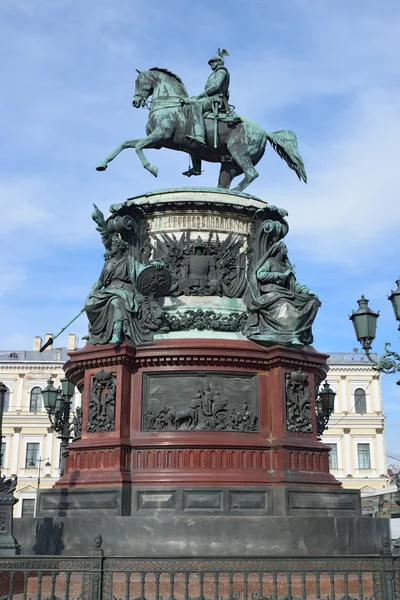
[149,68,187,94]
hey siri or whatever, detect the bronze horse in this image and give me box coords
[96,68,307,193]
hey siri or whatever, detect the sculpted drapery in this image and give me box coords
[243,241,320,346]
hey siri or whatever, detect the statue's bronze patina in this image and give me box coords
[96,51,307,192]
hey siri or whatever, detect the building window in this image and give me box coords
[25,443,40,468]
[329,443,338,469]
[0,442,6,468]
[358,443,371,469]
[21,499,35,517]
[2,387,10,412]
[29,387,42,412]
[354,388,367,414]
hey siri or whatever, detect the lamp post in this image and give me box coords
[0,382,19,554]
[0,381,7,471]
[42,377,75,476]
[350,280,400,383]
[28,457,51,490]
[316,381,336,437]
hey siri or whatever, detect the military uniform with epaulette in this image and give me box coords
[182,49,242,178]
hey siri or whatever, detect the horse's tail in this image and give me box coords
[265,130,307,183]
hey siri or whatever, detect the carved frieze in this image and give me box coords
[87,370,116,433]
[163,309,247,333]
[143,372,258,432]
[286,369,312,433]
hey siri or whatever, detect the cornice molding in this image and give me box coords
[64,341,329,385]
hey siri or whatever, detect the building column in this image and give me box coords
[375,429,386,476]
[11,427,22,474]
[343,428,352,476]
[16,374,24,411]
[371,376,381,413]
[339,376,347,413]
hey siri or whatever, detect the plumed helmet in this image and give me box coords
[208,48,229,66]
[193,236,206,250]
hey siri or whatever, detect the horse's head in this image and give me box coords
[132,69,153,108]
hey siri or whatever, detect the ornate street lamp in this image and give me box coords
[350,282,400,383]
[388,279,400,327]
[316,381,336,437]
[28,457,51,489]
[349,295,380,353]
[0,381,7,470]
[42,377,75,475]
[0,381,19,554]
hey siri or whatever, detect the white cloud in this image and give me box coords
[251,87,400,265]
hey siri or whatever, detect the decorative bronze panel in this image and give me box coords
[87,370,116,433]
[142,372,258,432]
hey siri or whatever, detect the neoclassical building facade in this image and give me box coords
[0,334,79,517]
[0,340,388,516]
[323,351,389,491]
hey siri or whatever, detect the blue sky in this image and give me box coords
[1,0,400,461]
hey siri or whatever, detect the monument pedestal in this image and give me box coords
[56,339,339,494]
[28,188,390,556]
[30,339,390,558]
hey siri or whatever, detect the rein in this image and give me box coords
[149,96,185,114]
[136,72,187,113]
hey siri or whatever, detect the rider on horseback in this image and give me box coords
[182,49,242,178]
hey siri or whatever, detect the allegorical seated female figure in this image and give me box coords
[243,240,320,346]
[85,235,163,345]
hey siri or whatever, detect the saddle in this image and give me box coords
[204,96,242,127]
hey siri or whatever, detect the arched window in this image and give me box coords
[354,388,367,414]
[3,387,10,412]
[29,387,42,412]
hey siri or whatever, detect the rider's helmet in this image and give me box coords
[208,48,229,67]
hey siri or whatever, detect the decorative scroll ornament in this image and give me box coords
[92,203,152,265]
[286,369,312,433]
[87,370,116,433]
[144,381,257,432]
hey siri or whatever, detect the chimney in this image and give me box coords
[33,336,42,352]
[44,333,53,351]
[67,334,77,351]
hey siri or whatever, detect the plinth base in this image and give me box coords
[37,485,360,518]
[15,510,389,557]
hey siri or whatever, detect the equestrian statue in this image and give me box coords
[96,50,307,192]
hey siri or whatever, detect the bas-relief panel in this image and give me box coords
[142,372,258,432]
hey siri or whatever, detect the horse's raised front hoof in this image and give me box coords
[148,165,158,177]
[96,164,107,172]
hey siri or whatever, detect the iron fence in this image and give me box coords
[0,546,399,600]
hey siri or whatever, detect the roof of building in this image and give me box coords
[0,348,69,363]
[327,351,378,365]
[0,348,376,364]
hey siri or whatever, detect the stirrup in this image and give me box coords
[182,167,201,177]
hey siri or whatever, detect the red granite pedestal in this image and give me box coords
[58,339,339,491]
[31,339,391,557]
